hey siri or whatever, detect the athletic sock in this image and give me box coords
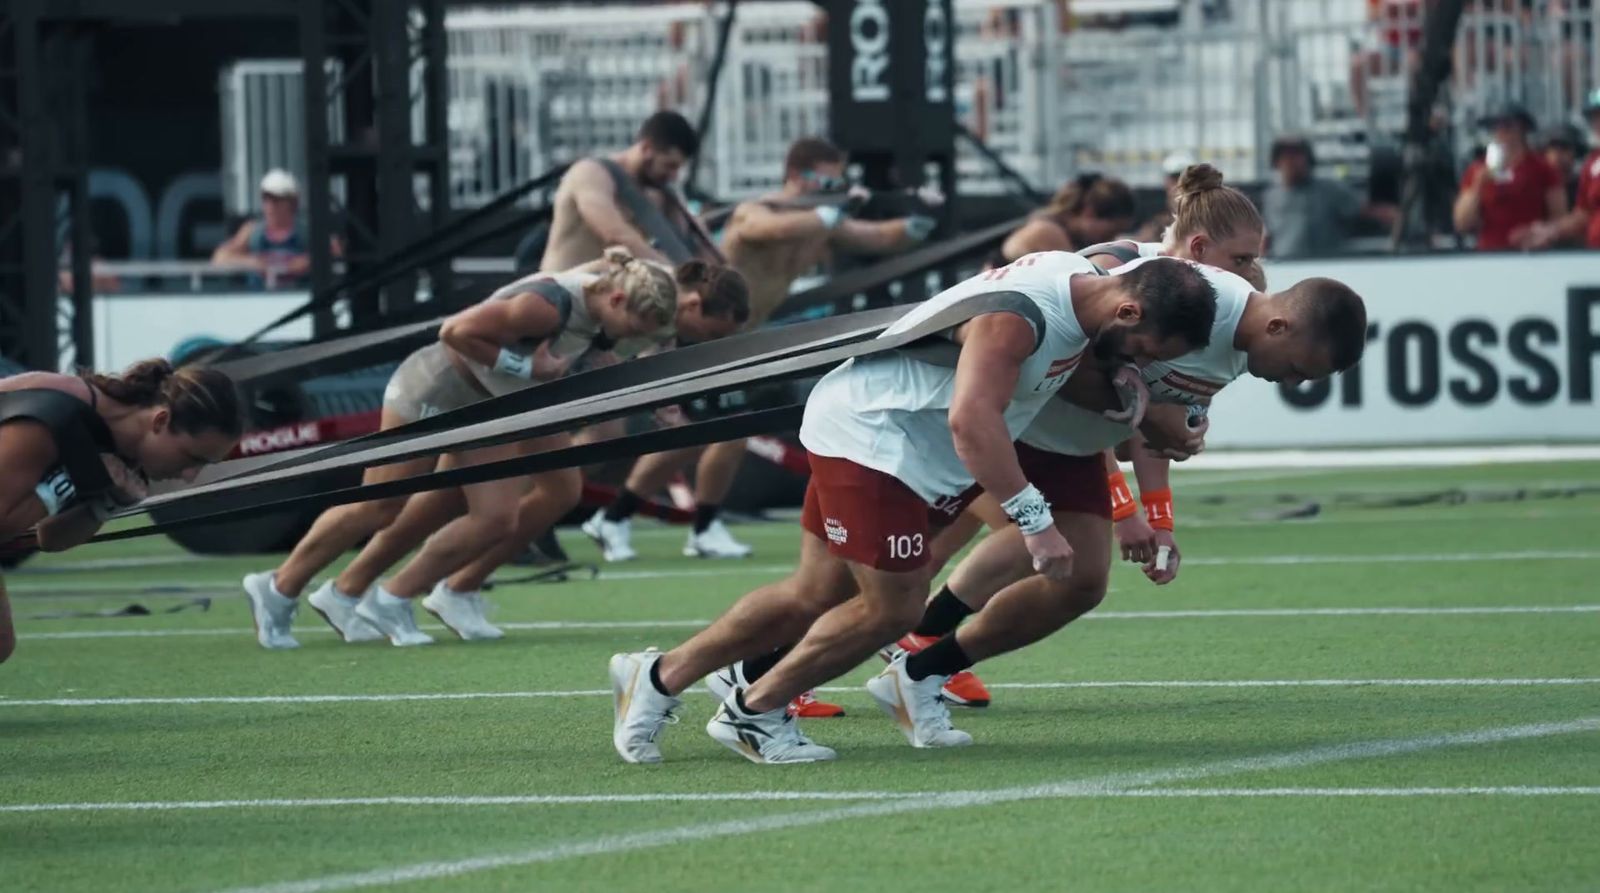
[904,635,973,681]
[604,488,645,522]
[693,503,721,534]
[913,585,974,637]
[740,645,793,683]
[648,659,672,697]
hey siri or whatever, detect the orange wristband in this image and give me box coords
[1108,470,1137,521]
[1141,487,1174,530]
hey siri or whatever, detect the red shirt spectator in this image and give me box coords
[1458,153,1561,250]
[1454,105,1568,251]
[1578,150,1600,248]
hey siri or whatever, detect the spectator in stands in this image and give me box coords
[998,172,1135,262]
[1132,151,1194,243]
[1541,124,1586,209]
[1263,135,1395,258]
[212,169,338,286]
[1527,89,1600,250]
[1453,105,1567,251]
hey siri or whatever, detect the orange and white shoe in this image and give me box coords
[878,633,991,708]
[789,690,845,718]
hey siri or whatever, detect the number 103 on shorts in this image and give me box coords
[886,534,925,560]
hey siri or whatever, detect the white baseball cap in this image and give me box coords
[260,169,299,198]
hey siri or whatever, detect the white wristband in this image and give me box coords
[493,348,534,379]
[34,467,76,518]
[814,205,844,230]
[1000,483,1053,535]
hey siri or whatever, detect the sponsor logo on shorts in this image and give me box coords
[824,517,848,545]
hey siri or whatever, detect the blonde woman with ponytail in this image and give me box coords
[244,247,679,649]
[0,359,241,665]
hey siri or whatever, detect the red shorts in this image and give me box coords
[1014,442,1112,520]
[800,452,980,572]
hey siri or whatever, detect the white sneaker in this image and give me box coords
[354,587,435,647]
[242,572,299,650]
[683,519,752,559]
[582,510,637,562]
[422,583,504,641]
[705,690,837,764]
[307,582,383,643]
[702,660,751,703]
[866,652,973,749]
[609,651,682,764]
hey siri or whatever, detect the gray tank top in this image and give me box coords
[459,270,592,397]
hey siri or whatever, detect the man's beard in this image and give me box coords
[1092,327,1133,367]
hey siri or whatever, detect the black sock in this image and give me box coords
[913,585,974,637]
[740,644,793,683]
[648,659,672,697]
[605,488,645,522]
[693,503,721,534]
[904,635,972,681]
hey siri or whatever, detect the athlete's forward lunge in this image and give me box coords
[608,252,1219,764]
[870,272,1369,748]
[242,249,681,649]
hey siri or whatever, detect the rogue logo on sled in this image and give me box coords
[238,421,323,457]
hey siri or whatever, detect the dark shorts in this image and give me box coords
[800,452,980,573]
[1014,442,1113,520]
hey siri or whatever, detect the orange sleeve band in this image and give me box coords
[1141,487,1174,531]
[1108,470,1137,521]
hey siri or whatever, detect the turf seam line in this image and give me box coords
[209,717,1600,893]
[20,604,1600,640]
[7,678,1600,707]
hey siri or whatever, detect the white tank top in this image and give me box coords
[1019,262,1255,457]
[800,251,1095,504]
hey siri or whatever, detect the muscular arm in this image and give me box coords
[948,312,1040,503]
[439,291,566,368]
[830,218,917,255]
[0,423,59,542]
[1128,431,1173,492]
[36,503,106,552]
[567,161,669,263]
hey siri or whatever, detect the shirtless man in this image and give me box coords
[541,111,712,270]
[583,136,937,564]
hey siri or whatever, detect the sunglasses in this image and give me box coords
[801,170,848,191]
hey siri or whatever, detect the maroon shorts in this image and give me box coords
[800,452,980,572]
[1014,442,1113,520]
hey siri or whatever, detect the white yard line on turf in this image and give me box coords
[6,678,1597,708]
[1170,444,1600,470]
[19,602,1600,641]
[12,786,1599,816]
[0,791,923,814]
[210,717,1600,893]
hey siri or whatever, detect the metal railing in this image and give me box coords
[217,1,1600,207]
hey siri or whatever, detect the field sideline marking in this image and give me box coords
[12,548,1600,596]
[20,603,1600,641]
[10,786,1599,816]
[211,717,1600,893]
[6,678,1597,708]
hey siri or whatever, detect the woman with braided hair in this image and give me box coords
[243,247,744,649]
[0,359,242,664]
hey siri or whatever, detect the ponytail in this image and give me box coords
[82,359,243,437]
[1167,163,1263,249]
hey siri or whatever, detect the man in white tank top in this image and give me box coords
[880,268,1370,744]
[608,252,1221,765]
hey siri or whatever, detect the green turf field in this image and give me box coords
[3,459,1598,893]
